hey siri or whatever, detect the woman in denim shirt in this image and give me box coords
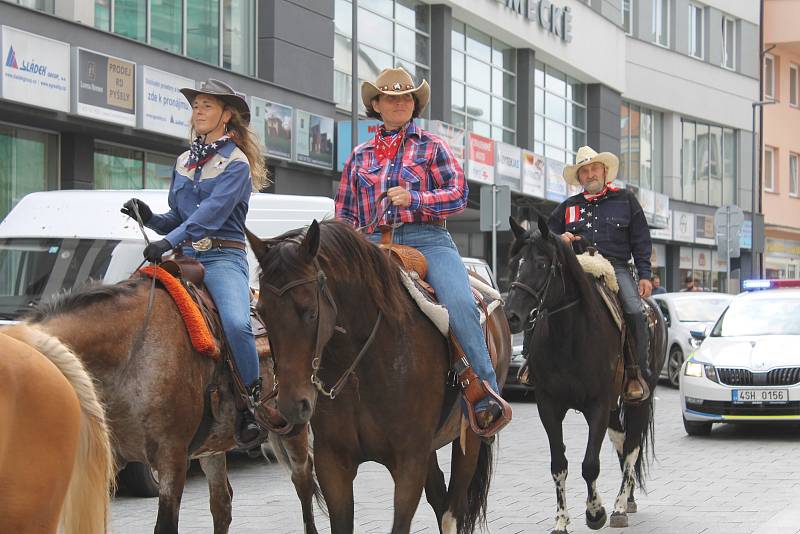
[121,79,268,445]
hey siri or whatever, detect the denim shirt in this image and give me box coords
[147,141,252,247]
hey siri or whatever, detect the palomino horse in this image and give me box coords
[246,219,511,534]
[504,216,666,533]
[22,277,317,534]
[0,324,114,534]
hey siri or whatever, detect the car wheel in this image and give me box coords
[118,462,160,497]
[683,416,712,436]
[668,345,684,388]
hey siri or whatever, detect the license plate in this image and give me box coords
[732,389,789,403]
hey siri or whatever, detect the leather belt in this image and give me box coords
[378,220,446,230]
[179,238,246,251]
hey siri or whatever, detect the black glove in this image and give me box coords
[143,239,173,263]
[121,198,152,223]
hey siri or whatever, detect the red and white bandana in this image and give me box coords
[582,184,619,202]
[374,126,404,165]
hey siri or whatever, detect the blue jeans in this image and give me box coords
[613,264,643,314]
[182,247,259,387]
[369,223,499,408]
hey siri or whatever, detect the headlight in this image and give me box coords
[684,360,719,383]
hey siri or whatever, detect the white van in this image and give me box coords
[0,189,335,324]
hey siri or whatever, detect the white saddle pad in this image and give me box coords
[576,251,619,292]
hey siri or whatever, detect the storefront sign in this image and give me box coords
[673,210,695,243]
[467,133,495,185]
[651,243,666,268]
[692,248,711,271]
[497,0,573,43]
[650,210,672,241]
[138,66,192,139]
[294,110,334,169]
[495,142,521,192]
[429,120,466,168]
[545,159,567,202]
[653,192,669,228]
[679,246,693,270]
[75,48,135,126]
[765,237,800,258]
[1,26,69,112]
[252,97,293,161]
[637,187,656,226]
[694,214,716,245]
[335,120,381,171]
[740,220,752,249]
[521,150,545,199]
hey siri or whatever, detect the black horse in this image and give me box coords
[504,216,666,533]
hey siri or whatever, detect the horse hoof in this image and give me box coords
[609,511,628,528]
[627,499,637,513]
[586,507,607,530]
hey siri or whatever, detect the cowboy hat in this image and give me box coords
[361,67,430,115]
[563,146,619,186]
[180,78,250,124]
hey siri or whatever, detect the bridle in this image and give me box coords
[260,240,382,400]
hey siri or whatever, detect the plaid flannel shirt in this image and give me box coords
[335,121,467,231]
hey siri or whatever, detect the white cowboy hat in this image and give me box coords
[563,146,619,187]
[361,67,430,115]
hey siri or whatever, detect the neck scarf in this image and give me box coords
[583,183,618,202]
[187,135,232,171]
[374,125,405,165]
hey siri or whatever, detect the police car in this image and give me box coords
[679,279,800,435]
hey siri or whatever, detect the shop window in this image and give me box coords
[0,123,59,221]
[94,143,173,190]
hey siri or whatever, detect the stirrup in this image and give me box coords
[457,365,512,438]
[622,366,650,405]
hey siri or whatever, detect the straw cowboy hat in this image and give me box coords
[180,78,250,124]
[563,145,619,186]
[361,67,430,115]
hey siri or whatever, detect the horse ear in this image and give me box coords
[302,220,321,261]
[245,227,270,265]
[537,214,551,239]
[509,217,526,240]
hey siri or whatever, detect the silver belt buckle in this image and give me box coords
[192,237,212,251]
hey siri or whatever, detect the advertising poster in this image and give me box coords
[638,187,656,226]
[545,159,567,202]
[679,246,693,269]
[138,66,192,139]
[650,210,673,241]
[336,119,382,171]
[673,210,695,243]
[692,248,711,271]
[429,120,466,167]
[251,97,293,161]
[521,150,545,199]
[495,142,521,192]
[294,110,334,169]
[1,26,69,112]
[75,48,136,126]
[653,192,670,228]
[695,214,715,245]
[466,132,494,185]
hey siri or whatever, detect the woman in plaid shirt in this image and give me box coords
[336,67,511,437]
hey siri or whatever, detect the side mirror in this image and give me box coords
[690,326,709,340]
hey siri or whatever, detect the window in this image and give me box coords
[790,64,799,107]
[622,0,632,35]
[151,0,183,54]
[620,102,663,191]
[114,0,146,42]
[0,123,59,221]
[334,0,430,113]
[790,153,798,197]
[652,0,669,47]
[764,146,775,192]
[223,0,254,74]
[722,16,736,70]
[187,0,220,64]
[94,143,173,189]
[533,62,586,163]
[11,0,53,13]
[451,21,516,143]
[764,54,775,99]
[681,119,736,205]
[94,0,111,31]
[688,3,703,59]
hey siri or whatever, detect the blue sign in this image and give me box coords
[740,220,752,249]
[336,120,381,171]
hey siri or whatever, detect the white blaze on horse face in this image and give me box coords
[613,446,640,513]
[586,480,604,515]
[553,469,571,531]
[441,511,457,534]
[608,428,625,456]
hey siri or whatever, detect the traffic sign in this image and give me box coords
[480,185,511,232]
[714,205,744,260]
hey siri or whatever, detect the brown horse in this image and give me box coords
[0,323,114,534]
[22,277,318,534]
[247,219,512,534]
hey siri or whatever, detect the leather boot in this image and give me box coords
[237,380,264,446]
[623,312,651,403]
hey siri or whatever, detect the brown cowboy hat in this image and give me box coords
[361,67,430,115]
[180,78,250,124]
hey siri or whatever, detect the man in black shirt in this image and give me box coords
[548,146,653,402]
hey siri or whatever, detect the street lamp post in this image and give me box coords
[751,99,776,279]
[351,0,358,148]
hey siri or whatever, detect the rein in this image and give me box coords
[261,252,382,400]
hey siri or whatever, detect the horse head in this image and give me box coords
[504,214,566,334]
[247,220,333,425]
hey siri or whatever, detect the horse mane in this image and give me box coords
[25,278,146,323]
[261,220,412,322]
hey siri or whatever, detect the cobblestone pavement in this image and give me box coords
[111,386,800,533]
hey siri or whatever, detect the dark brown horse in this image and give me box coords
[504,216,666,533]
[22,277,318,534]
[247,219,511,534]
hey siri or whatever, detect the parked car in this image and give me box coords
[461,257,498,290]
[652,292,733,387]
[679,282,800,436]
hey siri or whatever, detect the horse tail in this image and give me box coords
[268,430,327,515]
[459,438,494,534]
[633,397,656,490]
[8,324,115,534]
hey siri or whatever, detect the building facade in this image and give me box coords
[0,0,762,292]
[762,0,800,280]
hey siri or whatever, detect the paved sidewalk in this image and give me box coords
[111,387,800,533]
